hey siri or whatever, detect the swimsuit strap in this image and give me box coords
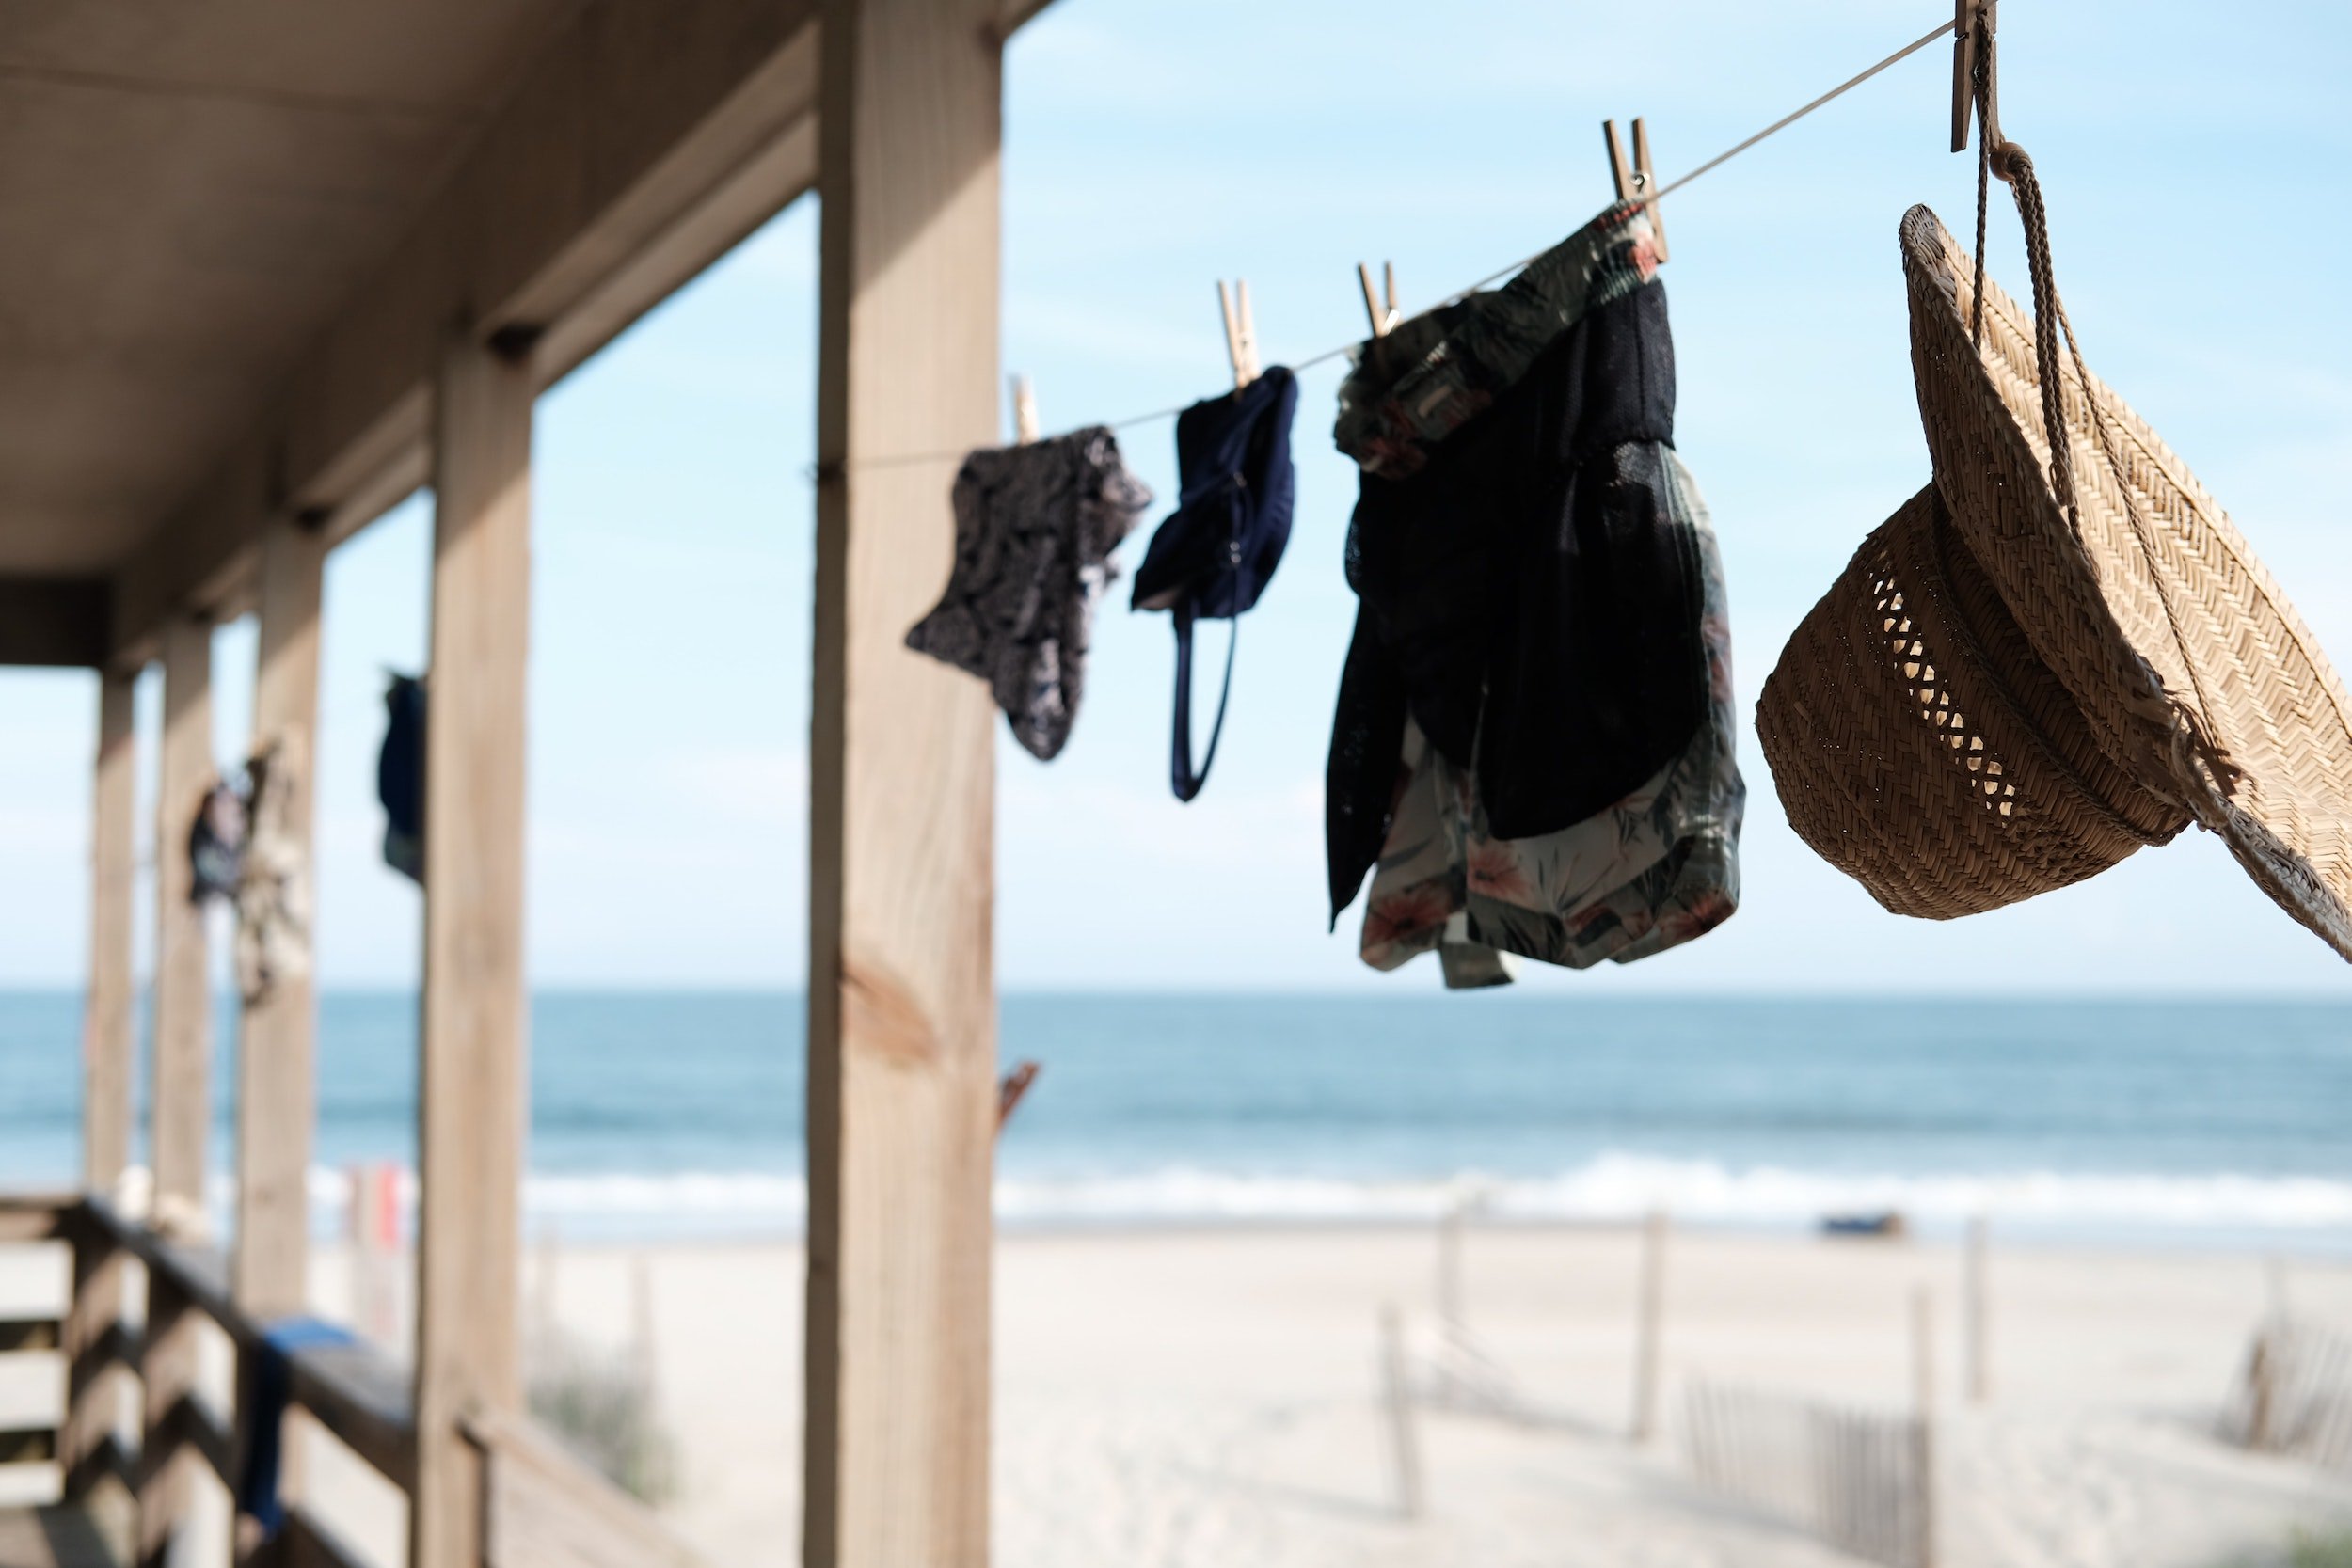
[1168,603,1239,802]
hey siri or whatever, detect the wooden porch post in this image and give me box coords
[64,668,137,1519]
[151,613,215,1222]
[143,613,214,1566]
[805,1,1001,1564]
[236,516,326,1313]
[410,329,534,1568]
[84,670,138,1197]
[231,517,327,1561]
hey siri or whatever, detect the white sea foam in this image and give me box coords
[247,1154,2352,1241]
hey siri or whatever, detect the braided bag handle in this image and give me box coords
[1969,53,2242,807]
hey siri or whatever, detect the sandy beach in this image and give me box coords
[264,1227,2352,1568]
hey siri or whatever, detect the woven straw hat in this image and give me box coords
[1758,483,2186,919]
[1762,178,2352,959]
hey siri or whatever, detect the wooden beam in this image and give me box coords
[152,615,215,1227]
[804,1,1001,1563]
[0,578,109,667]
[412,330,533,1568]
[108,0,825,666]
[235,517,326,1318]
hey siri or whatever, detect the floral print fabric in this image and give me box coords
[1359,452,1743,978]
[906,428,1153,761]
[1334,202,1661,480]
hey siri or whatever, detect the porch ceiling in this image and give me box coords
[0,0,587,577]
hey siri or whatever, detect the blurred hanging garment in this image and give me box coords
[905,426,1153,761]
[235,734,311,1006]
[1130,367,1299,800]
[236,1315,357,1539]
[188,778,249,903]
[1326,202,1743,984]
[378,673,424,884]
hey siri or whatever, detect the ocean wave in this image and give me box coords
[993,1158,2352,1230]
[175,1153,2352,1239]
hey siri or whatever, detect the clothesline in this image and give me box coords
[821,13,1960,478]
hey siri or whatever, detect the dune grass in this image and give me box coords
[526,1332,680,1507]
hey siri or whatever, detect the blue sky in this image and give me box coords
[3,0,2350,993]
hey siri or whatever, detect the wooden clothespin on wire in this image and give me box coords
[1216,279,1261,389]
[1602,118,1669,264]
[1356,261,1400,339]
[1949,0,2005,168]
[1009,373,1041,445]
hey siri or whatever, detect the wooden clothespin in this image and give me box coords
[1602,117,1669,264]
[1949,0,2003,162]
[1356,261,1401,339]
[1009,373,1041,445]
[1216,279,1261,389]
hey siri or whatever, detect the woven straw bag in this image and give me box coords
[1763,172,2352,958]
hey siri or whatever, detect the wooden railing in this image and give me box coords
[75,1197,418,1497]
[0,1191,712,1568]
[0,1194,75,1497]
[463,1410,707,1568]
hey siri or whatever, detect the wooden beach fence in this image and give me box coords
[1435,1192,1469,1332]
[1684,1381,1937,1568]
[1963,1215,1990,1405]
[1681,1288,1940,1568]
[2224,1315,2352,1474]
[1377,1305,1425,1520]
[1632,1210,1669,1443]
[1373,1256,1552,1523]
[1912,1287,1937,1568]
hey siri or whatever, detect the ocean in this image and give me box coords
[0,991,2346,1248]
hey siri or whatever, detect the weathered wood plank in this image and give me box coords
[465,1408,707,1568]
[412,330,534,1568]
[804,1,1002,1563]
[236,517,326,1320]
[108,0,826,665]
[151,617,215,1228]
